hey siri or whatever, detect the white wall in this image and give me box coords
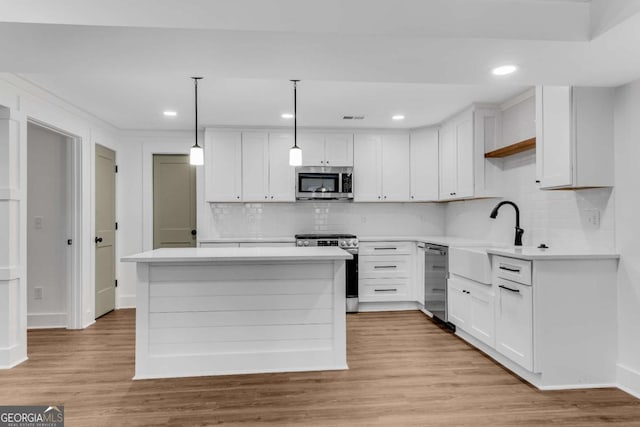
[26,123,69,328]
[613,79,640,398]
[0,73,119,368]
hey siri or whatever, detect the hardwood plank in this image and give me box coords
[0,309,638,426]
[485,137,536,158]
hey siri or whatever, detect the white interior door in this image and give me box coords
[95,144,116,319]
[153,154,196,249]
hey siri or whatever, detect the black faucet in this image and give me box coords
[489,201,524,246]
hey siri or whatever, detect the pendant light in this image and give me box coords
[189,76,204,165]
[289,79,302,166]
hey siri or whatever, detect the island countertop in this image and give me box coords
[122,247,353,263]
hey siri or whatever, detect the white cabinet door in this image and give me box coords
[468,282,495,347]
[268,133,295,201]
[410,128,439,201]
[438,126,457,200]
[241,132,269,202]
[495,278,533,371]
[354,134,382,202]
[455,118,474,198]
[298,133,325,166]
[324,133,354,166]
[381,134,411,201]
[204,130,242,202]
[536,86,573,189]
[447,278,468,329]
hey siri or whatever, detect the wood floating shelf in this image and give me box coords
[485,137,536,158]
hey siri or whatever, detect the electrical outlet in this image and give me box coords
[585,209,601,228]
[34,216,43,229]
[34,287,43,300]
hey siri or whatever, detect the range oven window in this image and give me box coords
[298,173,339,193]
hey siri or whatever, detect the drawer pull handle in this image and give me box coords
[374,265,397,269]
[374,288,397,292]
[374,247,397,250]
[499,266,521,273]
[499,285,520,293]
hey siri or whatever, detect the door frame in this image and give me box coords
[142,141,201,252]
[26,119,83,330]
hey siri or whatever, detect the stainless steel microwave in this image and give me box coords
[295,166,354,200]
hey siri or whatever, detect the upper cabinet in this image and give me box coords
[204,130,242,202]
[205,130,295,203]
[354,134,410,202]
[535,86,614,189]
[438,106,500,201]
[298,133,354,166]
[409,127,439,201]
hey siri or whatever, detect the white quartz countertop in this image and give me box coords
[485,247,620,260]
[122,247,352,263]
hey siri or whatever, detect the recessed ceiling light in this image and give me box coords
[492,65,518,76]
[163,111,177,117]
[281,113,294,119]
[392,115,405,121]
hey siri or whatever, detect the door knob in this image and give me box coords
[191,229,197,236]
[95,236,103,244]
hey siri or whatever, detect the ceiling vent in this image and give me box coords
[343,115,365,120]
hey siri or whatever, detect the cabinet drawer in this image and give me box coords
[359,278,410,301]
[493,256,532,286]
[359,256,411,278]
[359,241,413,256]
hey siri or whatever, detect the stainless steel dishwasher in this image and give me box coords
[421,243,450,326]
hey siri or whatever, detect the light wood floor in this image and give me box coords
[1,310,638,426]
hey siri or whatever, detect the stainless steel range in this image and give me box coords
[295,234,359,313]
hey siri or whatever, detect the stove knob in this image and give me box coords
[353,239,358,246]
[340,241,347,247]
[297,241,303,247]
[303,241,310,247]
[349,239,356,246]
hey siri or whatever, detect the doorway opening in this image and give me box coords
[153,154,197,249]
[26,122,79,329]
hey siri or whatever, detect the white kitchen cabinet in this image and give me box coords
[495,277,533,371]
[241,132,269,201]
[354,134,410,202]
[204,130,242,202]
[447,275,495,347]
[299,133,353,166]
[241,132,295,202]
[359,241,415,303]
[268,133,296,201]
[409,127,439,201]
[535,86,614,189]
[438,106,500,201]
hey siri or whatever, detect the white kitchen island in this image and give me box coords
[122,247,351,379]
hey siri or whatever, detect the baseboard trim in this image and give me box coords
[117,294,136,309]
[27,312,67,329]
[617,364,640,399]
[0,344,27,369]
[358,301,420,312]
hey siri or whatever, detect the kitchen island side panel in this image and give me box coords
[134,260,347,379]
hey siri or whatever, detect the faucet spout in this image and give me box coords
[489,201,524,246]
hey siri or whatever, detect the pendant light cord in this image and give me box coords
[291,79,299,148]
[192,77,203,148]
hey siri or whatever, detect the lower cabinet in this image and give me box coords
[447,275,495,347]
[359,241,415,302]
[495,277,533,371]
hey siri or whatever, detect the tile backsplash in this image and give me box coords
[203,201,446,238]
[445,150,616,250]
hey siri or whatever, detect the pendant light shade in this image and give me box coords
[289,79,302,166]
[190,77,204,166]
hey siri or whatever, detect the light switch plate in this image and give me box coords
[34,216,43,229]
[585,209,600,228]
[34,287,43,300]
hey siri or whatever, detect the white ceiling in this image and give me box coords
[3,0,640,130]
